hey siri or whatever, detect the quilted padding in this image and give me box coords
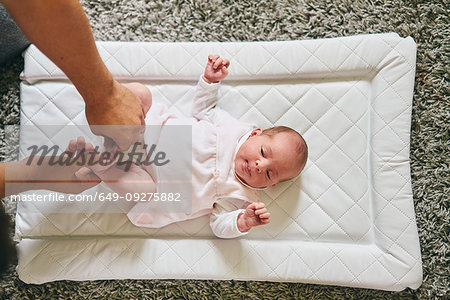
[14,33,422,291]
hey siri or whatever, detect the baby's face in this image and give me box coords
[234,129,301,188]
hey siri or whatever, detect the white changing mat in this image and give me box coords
[14,33,422,291]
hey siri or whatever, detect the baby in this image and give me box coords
[79,55,308,238]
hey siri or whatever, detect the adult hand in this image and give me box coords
[2,0,148,151]
[85,80,146,151]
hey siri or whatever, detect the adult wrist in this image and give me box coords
[76,66,115,105]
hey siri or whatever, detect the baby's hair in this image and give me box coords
[261,126,308,177]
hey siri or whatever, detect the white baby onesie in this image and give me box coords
[127,76,260,238]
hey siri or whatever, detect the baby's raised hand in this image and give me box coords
[237,202,271,233]
[203,54,230,84]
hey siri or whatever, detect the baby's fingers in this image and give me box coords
[259,212,270,219]
[260,218,270,224]
[254,202,266,210]
[247,202,264,211]
[223,59,230,68]
[255,207,267,215]
[208,54,219,63]
[213,58,223,69]
[222,66,229,77]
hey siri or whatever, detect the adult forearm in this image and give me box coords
[2,0,147,150]
[2,0,113,103]
[1,158,99,197]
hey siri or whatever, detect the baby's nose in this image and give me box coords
[255,160,266,173]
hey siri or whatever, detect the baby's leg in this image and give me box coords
[123,83,152,115]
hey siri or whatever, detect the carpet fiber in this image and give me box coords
[0,0,448,299]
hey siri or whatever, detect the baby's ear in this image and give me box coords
[249,128,263,137]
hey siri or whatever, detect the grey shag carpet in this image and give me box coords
[0,0,448,299]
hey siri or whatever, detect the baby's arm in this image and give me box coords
[203,54,230,84]
[192,55,231,122]
[236,202,270,232]
[210,198,248,238]
[210,199,270,238]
